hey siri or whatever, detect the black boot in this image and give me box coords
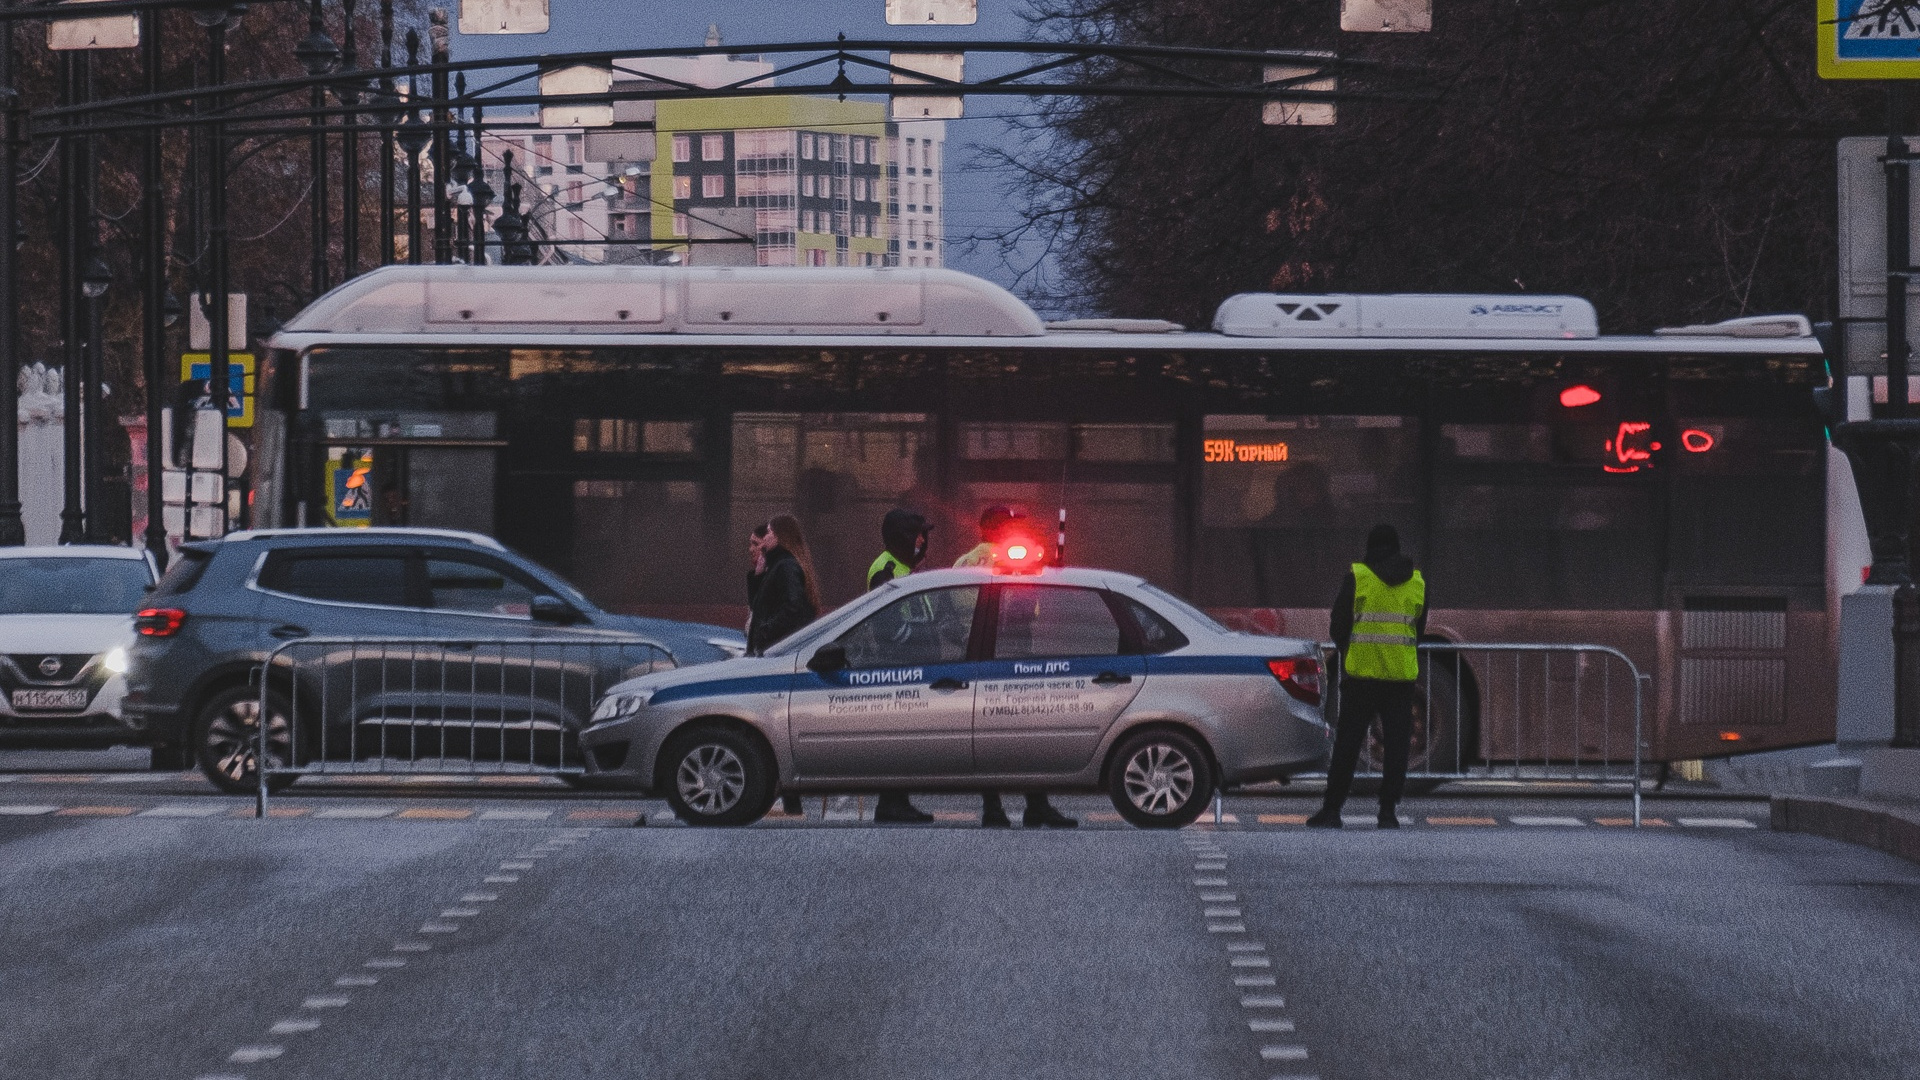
[874,793,933,824]
[981,791,1011,828]
[1377,805,1400,829]
[1305,807,1343,828]
[1022,794,1077,829]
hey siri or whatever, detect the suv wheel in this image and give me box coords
[661,726,774,827]
[194,686,297,795]
[1108,728,1214,829]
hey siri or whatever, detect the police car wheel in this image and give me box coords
[1109,728,1214,829]
[193,686,297,796]
[662,726,774,827]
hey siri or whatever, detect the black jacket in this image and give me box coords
[1329,551,1427,653]
[748,546,817,655]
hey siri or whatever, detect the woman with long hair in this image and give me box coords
[747,513,821,657]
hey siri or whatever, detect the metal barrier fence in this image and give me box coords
[1318,641,1648,825]
[253,636,672,816]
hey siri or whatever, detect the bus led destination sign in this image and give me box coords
[1204,438,1290,463]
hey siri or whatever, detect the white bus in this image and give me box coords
[256,265,1841,768]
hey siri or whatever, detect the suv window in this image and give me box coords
[261,551,411,608]
[837,586,979,668]
[994,585,1122,659]
[425,553,542,617]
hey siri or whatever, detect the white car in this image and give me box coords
[0,546,158,752]
[580,564,1333,828]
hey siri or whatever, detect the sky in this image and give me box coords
[448,0,1073,310]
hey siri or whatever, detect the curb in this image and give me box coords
[1769,795,1920,865]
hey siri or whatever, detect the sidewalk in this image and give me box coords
[1771,793,1920,866]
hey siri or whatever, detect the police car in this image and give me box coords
[580,543,1332,829]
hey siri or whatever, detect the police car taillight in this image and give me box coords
[994,536,1048,574]
[1267,657,1321,706]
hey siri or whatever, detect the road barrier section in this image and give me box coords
[1319,641,1648,826]
[253,636,671,816]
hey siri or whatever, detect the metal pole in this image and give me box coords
[470,101,488,264]
[378,0,393,265]
[206,14,232,535]
[404,29,422,264]
[340,0,359,278]
[1891,85,1912,420]
[429,7,450,265]
[80,59,103,543]
[452,72,468,261]
[298,0,336,299]
[58,54,84,545]
[0,0,23,548]
[142,5,167,565]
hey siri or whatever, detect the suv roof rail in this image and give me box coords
[221,527,506,550]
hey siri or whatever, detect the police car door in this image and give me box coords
[787,585,983,779]
[973,584,1146,776]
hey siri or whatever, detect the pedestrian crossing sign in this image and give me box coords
[179,352,255,428]
[1821,0,1920,79]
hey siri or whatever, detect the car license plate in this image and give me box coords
[11,689,89,710]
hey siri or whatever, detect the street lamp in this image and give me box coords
[163,291,183,328]
[397,29,429,265]
[80,256,111,299]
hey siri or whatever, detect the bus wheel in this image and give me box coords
[1364,660,1470,776]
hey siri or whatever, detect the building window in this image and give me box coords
[673,212,688,235]
[702,134,726,161]
[800,133,814,160]
[566,135,582,165]
[852,138,866,165]
[801,174,814,197]
[672,174,692,200]
[671,134,691,163]
[702,173,727,199]
[566,181,584,204]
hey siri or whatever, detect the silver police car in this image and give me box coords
[579,566,1331,828]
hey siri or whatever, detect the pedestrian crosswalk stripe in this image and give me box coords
[313,807,395,819]
[137,805,226,817]
[55,805,136,816]
[1596,817,1668,827]
[1675,817,1759,828]
[478,809,553,820]
[1425,815,1497,825]
[396,808,472,820]
[1257,813,1308,824]
[0,804,58,815]
[1510,816,1586,826]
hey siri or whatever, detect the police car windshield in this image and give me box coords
[762,582,901,657]
[0,558,152,614]
[1135,583,1230,635]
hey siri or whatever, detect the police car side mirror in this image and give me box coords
[807,644,848,674]
[531,595,581,625]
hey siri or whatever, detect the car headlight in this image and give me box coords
[590,690,652,722]
[706,636,746,660]
[102,647,129,674]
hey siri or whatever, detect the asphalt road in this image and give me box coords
[2,803,1918,1080]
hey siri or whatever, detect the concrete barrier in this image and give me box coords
[1770,794,1920,866]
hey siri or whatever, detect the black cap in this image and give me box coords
[1365,523,1400,561]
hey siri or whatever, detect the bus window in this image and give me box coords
[731,412,939,605]
[571,479,714,614]
[1195,415,1421,607]
[1667,418,1823,591]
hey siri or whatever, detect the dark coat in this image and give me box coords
[748,546,817,655]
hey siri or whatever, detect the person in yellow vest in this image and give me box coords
[1307,524,1427,830]
[868,509,940,824]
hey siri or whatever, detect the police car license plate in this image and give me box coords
[11,689,88,710]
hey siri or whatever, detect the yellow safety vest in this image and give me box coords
[1344,562,1425,682]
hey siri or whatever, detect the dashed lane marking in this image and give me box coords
[1204,906,1243,917]
[419,922,460,934]
[1232,956,1273,968]
[1200,892,1237,902]
[302,996,351,1009]
[460,892,499,902]
[484,874,520,884]
[364,958,406,969]
[268,1019,321,1035]
[499,861,535,870]
[1240,995,1287,1008]
[1226,942,1265,952]
[1260,1046,1310,1062]
[1677,817,1759,828]
[1194,877,1230,887]
[1208,922,1247,933]
[334,975,378,987]
[392,942,431,953]
[1235,975,1278,987]
[1249,1019,1296,1033]
[0,805,58,815]
[439,908,481,917]
[228,1046,284,1064]
[1510,816,1586,827]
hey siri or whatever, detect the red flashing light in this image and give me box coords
[135,608,186,637]
[1718,730,1743,742]
[1559,385,1602,408]
[1681,429,1715,453]
[1267,657,1322,706]
[994,535,1048,575]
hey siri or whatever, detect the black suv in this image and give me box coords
[126,528,743,793]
